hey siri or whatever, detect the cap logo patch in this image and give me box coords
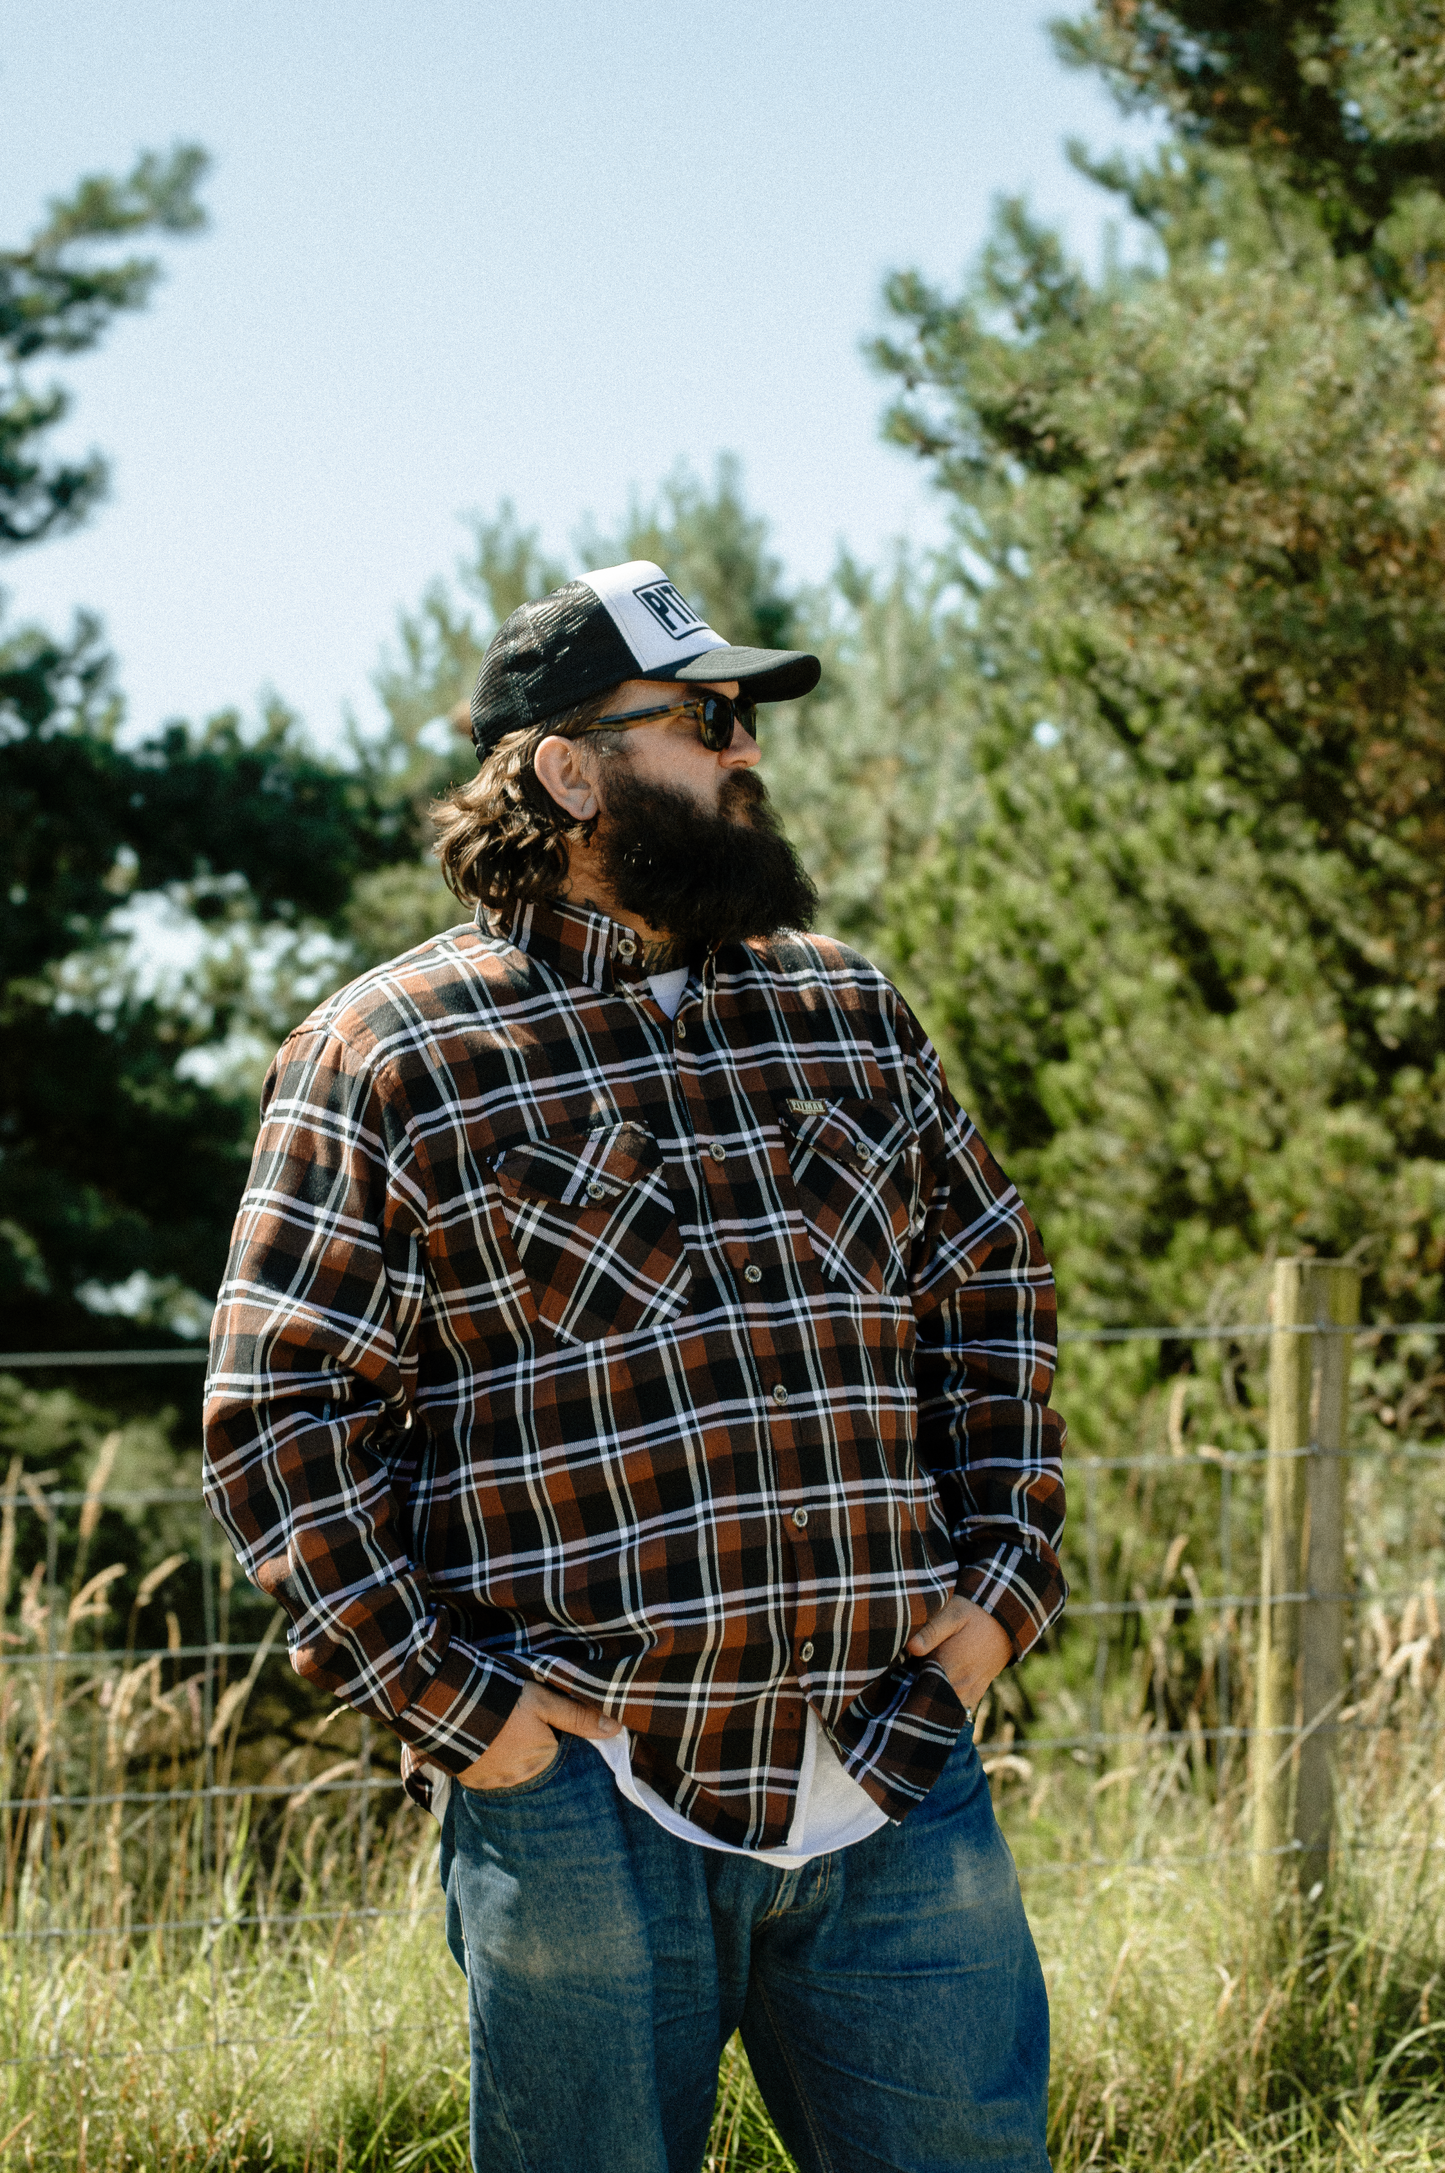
[576,559,729,674]
[785,1097,829,1116]
[633,579,705,641]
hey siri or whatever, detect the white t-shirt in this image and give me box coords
[590,1707,887,1866]
[645,965,690,1016]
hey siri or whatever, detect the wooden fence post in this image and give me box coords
[1251,1257,1361,1905]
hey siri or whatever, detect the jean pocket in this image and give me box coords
[458,1733,570,1804]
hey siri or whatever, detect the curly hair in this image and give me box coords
[431,691,624,908]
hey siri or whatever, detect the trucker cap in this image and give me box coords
[469,559,820,760]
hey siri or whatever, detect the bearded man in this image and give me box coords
[203,561,1067,2173]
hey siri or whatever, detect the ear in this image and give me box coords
[533,735,600,820]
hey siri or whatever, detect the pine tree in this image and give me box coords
[862,3,1445,1335]
[0,154,422,1351]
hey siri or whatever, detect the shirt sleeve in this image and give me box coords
[202,1024,526,1776]
[899,1003,1067,1659]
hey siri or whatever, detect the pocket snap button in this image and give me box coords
[586,1181,607,1201]
[773,1384,790,1407]
[743,1264,762,1285]
[709,1141,726,1162]
[791,1506,808,1528]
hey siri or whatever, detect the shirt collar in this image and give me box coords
[480,897,668,996]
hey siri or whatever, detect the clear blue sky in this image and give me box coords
[1,2,1152,749]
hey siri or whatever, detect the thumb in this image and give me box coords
[529,1683,623,1740]
[908,1598,964,1656]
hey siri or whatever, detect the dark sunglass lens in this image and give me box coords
[698,697,733,750]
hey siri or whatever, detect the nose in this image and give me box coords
[720,721,761,769]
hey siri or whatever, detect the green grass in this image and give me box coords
[0,1717,1441,2171]
[0,1389,1441,2167]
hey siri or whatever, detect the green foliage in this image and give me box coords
[856,23,1445,1353]
[1052,0,1445,272]
[0,158,426,1351]
[759,548,968,953]
[0,143,207,548]
[0,635,428,1346]
[371,499,565,759]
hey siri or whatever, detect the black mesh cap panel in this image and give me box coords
[470,582,638,758]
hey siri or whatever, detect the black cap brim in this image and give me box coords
[664,646,820,703]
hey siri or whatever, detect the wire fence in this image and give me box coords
[0,1301,1441,2074]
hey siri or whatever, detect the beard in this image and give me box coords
[592,762,818,949]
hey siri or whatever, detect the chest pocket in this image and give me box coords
[492,1121,691,1345]
[780,1096,920,1297]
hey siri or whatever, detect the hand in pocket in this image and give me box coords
[458,1681,622,1791]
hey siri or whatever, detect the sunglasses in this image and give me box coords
[580,692,758,753]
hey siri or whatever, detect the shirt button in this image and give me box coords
[586,1181,606,1201]
[743,1264,762,1285]
[773,1384,790,1407]
[616,937,637,961]
[676,1021,687,1041]
[791,1507,808,1528]
[709,1141,726,1162]
[800,1641,814,1663]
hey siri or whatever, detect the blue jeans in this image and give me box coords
[440,1725,1050,2173]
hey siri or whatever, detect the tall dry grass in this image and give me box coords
[0,1387,1440,2168]
[0,1694,1438,2169]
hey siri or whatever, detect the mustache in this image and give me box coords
[719,769,768,819]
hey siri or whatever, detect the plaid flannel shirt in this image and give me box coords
[203,899,1066,1850]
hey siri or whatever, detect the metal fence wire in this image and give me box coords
[0,1265,1440,2073]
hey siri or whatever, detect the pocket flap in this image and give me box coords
[494,1122,659,1208]
[778,1095,914,1175]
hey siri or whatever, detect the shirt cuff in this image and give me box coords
[389,1637,528,1776]
[955,1545,1066,1661]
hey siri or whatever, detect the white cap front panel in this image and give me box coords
[580,560,730,674]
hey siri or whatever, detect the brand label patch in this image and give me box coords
[785,1098,829,1116]
[633,579,706,641]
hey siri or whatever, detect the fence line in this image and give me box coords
[0,1899,443,1944]
[0,1287,1439,2077]
[0,2006,463,2073]
[0,1700,1433,1823]
[1057,1320,1445,1343]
